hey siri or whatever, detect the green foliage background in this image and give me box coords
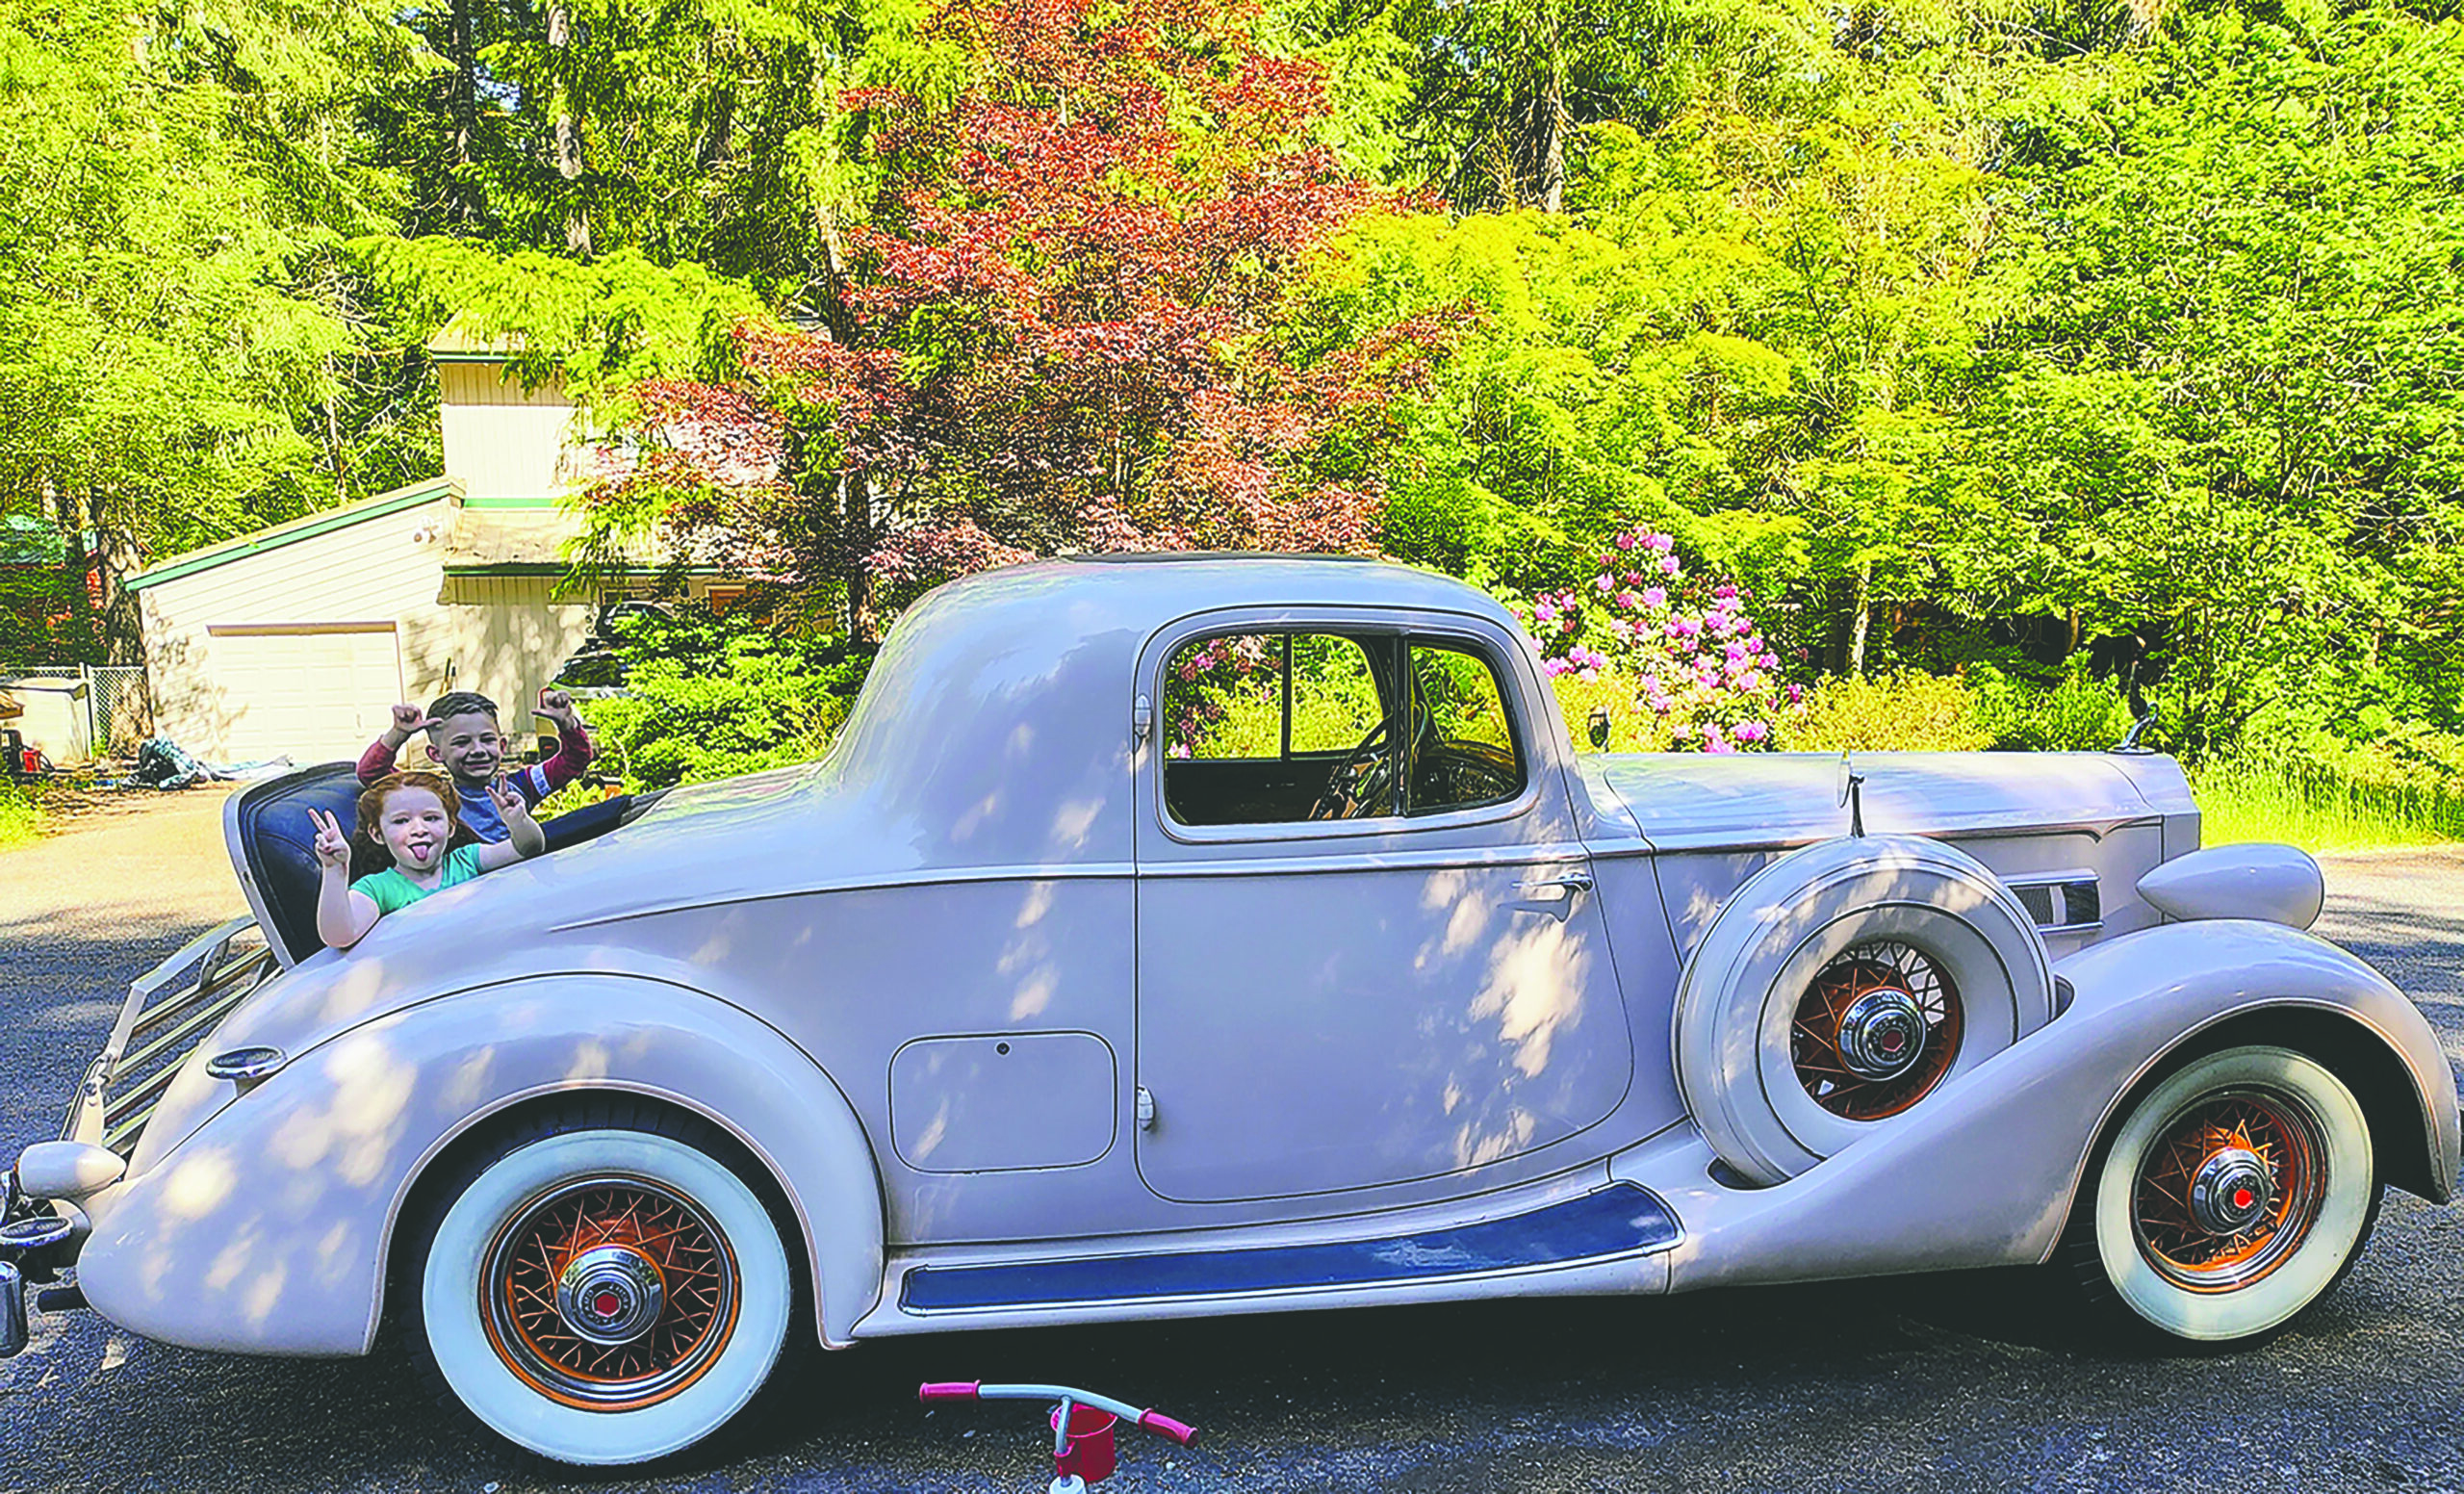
[2,0,2460,832]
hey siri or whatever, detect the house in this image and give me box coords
[131,324,734,763]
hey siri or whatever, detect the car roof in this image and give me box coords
[814,556,1527,868]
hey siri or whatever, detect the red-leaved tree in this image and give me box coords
[588,0,1451,634]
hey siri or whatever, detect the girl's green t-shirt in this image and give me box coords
[350,845,487,914]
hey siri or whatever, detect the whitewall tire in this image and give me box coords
[2074,1044,2379,1345]
[1675,835,2055,1183]
[409,1117,793,1465]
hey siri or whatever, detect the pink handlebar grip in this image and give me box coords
[917,1381,981,1403]
[1139,1410,1197,1447]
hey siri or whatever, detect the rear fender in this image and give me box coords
[1626,919,2458,1292]
[75,977,884,1355]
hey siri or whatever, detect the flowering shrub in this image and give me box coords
[1504,529,1797,753]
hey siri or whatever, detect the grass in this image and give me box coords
[0,781,45,850]
[2191,756,2464,854]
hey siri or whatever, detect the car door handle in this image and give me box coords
[1512,871,1594,919]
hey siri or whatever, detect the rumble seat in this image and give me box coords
[229,763,651,965]
[226,762,366,965]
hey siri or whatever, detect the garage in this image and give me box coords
[203,624,404,764]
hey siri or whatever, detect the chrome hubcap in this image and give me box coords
[2188,1146,2274,1236]
[1835,988,1928,1081]
[555,1245,666,1345]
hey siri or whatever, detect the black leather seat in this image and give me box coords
[226,762,365,965]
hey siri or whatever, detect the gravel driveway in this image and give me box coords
[3,801,2460,1494]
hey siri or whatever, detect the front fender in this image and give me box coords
[76,977,885,1355]
[1631,919,2458,1292]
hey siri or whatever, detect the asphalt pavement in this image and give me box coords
[2,810,2460,1493]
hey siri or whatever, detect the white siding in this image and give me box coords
[141,495,600,762]
[437,363,582,503]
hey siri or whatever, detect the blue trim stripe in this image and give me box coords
[901,1184,1680,1312]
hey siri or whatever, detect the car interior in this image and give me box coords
[1161,630,1525,828]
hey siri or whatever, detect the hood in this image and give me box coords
[1582,750,2193,850]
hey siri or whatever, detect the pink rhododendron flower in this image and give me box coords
[1614,532,1635,550]
[1786,683,1805,704]
[1658,554,1681,575]
[1641,586,1666,608]
[1533,602,1555,622]
[1726,641,1748,661]
[1760,652,1778,668]
[1733,720,1768,743]
[1616,590,1638,608]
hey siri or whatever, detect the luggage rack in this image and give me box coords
[63,915,278,1157]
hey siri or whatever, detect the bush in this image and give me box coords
[1970,662,2138,752]
[0,782,44,850]
[1781,672,1990,752]
[566,604,874,791]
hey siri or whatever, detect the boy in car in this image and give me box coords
[358,688,597,842]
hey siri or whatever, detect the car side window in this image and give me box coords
[1408,641,1525,814]
[1160,629,1524,827]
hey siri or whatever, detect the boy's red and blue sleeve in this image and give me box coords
[356,735,401,786]
[523,720,598,802]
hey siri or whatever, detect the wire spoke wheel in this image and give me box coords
[2130,1090,2324,1294]
[481,1176,741,1412]
[1789,940,1964,1120]
[2072,1045,2379,1346]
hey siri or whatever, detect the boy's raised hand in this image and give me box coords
[534,688,581,733]
[383,702,435,748]
[307,808,351,870]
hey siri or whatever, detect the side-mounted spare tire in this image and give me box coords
[1675,834,2056,1184]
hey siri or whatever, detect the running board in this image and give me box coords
[900,1183,1681,1313]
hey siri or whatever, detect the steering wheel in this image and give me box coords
[1306,707,1429,821]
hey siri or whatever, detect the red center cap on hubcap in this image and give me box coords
[2232,1188,2254,1210]
[595,1292,621,1318]
[1880,1031,1906,1052]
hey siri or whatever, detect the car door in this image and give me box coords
[1132,607,1634,1204]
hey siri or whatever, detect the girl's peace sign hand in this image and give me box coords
[308,808,351,870]
[485,774,531,823]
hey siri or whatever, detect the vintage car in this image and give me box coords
[3,556,2456,1466]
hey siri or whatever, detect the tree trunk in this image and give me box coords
[1536,30,1565,215]
[83,490,142,666]
[547,0,592,257]
[841,470,873,641]
[1848,560,1871,675]
[322,354,348,503]
[446,0,481,226]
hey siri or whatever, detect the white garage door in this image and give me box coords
[207,624,404,765]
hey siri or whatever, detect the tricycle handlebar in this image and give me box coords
[916,1380,1197,1448]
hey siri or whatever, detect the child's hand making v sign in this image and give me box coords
[312,770,544,950]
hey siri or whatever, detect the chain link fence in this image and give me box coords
[82,664,149,757]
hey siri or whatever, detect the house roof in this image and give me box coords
[0,512,70,568]
[425,313,526,364]
[440,503,726,577]
[124,476,459,593]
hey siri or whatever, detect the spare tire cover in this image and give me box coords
[1673,834,2055,1184]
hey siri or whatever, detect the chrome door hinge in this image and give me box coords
[1132,693,1152,745]
[1135,1086,1156,1131]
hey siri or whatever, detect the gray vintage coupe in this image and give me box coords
[5,556,2455,1465]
